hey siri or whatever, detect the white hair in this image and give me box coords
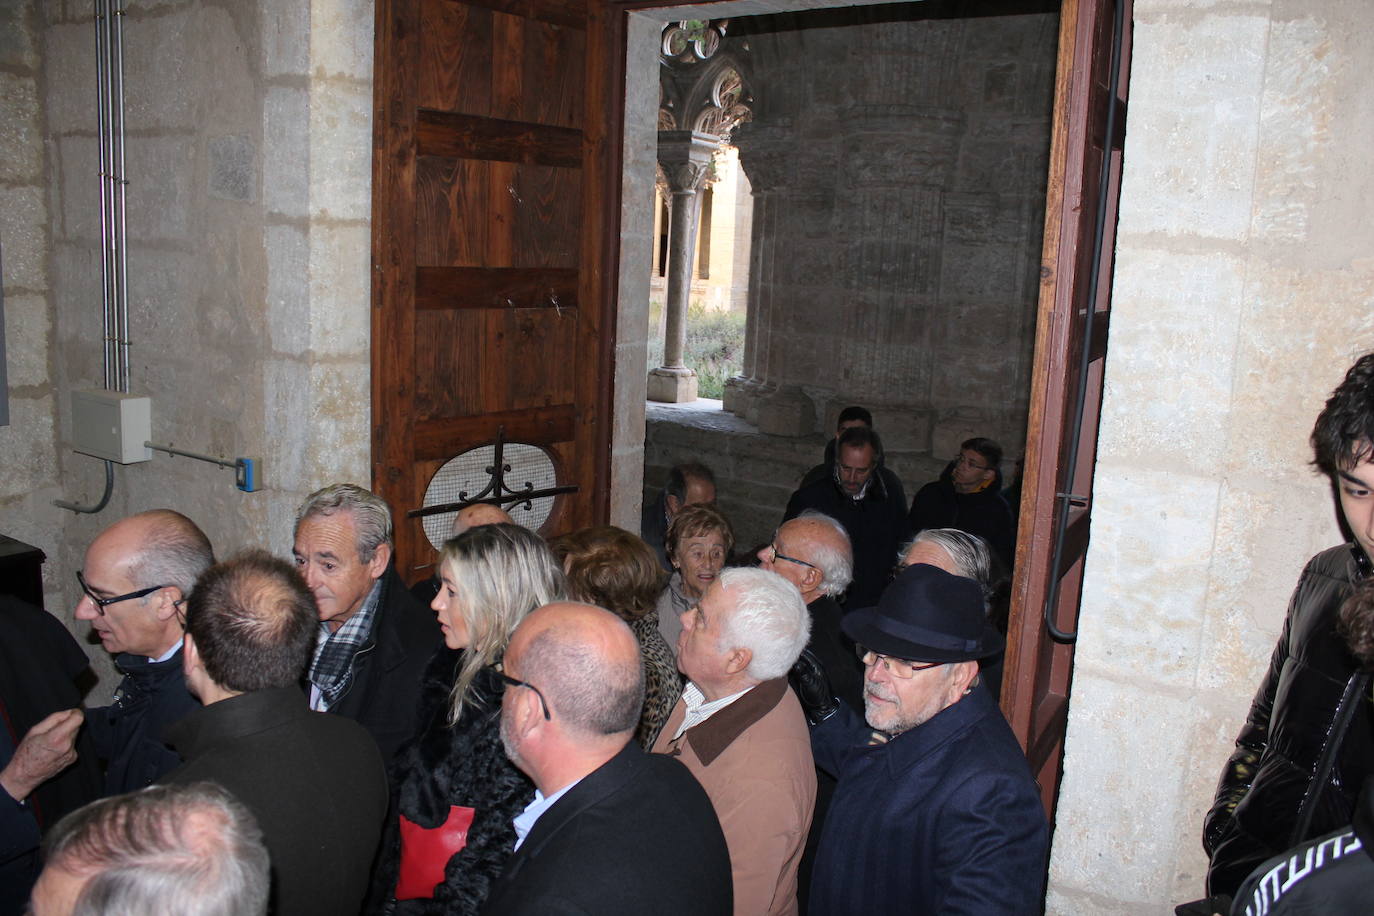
[793,510,853,596]
[717,567,811,681]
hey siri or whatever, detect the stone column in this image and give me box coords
[648,130,717,403]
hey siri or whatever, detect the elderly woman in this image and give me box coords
[657,503,735,652]
[366,523,564,916]
[550,526,682,748]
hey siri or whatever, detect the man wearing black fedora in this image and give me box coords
[794,563,1048,913]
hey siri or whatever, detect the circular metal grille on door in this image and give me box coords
[419,443,559,550]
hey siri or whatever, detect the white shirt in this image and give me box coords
[150,638,184,664]
[671,682,755,740]
[512,780,580,851]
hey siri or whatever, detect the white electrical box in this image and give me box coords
[71,390,153,463]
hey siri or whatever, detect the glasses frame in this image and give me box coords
[856,644,942,679]
[953,453,992,472]
[496,668,551,720]
[766,542,818,571]
[76,570,170,617]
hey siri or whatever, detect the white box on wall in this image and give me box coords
[71,390,153,464]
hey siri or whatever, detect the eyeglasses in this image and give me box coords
[954,454,991,472]
[765,543,818,571]
[495,668,551,720]
[856,644,941,679]
[76,571,170,616]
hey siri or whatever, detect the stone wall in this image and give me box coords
[1048,0,1374,911]
[0,0,374,700]
[724,3,1057,455]
[0,1,63,609]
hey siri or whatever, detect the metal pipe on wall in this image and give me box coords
[112,0,129,393]
[93,0,113,391]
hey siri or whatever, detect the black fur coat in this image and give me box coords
[364,648,535,915]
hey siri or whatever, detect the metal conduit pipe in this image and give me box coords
[58,0,124,515]
[112,0,130,392]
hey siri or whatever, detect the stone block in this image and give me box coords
[305,360,370,487]
[0,3,39,70]
[208,135,256,202]
[1098,248,1246,474]
[311,79,372,221]
[0,74,41,183]
[1194,475,1340,694]
[311,0,374,81]
[123,247,196,344]
[1076,463,1222,691]
[4,294,52,387]
[261,0,309,77]
[647,367,698,403]
[122,8,198,131]
[755,385,814,437]
[55,134,99,242]
[263,358,310,492]
[308,223,371,356]
[1116,13,1268,241]
[125,135,195,243]
[42,22,97,131]
[265,224,309,354]
[0,185,48,291]
[263,86,309,218]
[930,410,999,459]
[1047,670,1201,904]
[0,395,58,497]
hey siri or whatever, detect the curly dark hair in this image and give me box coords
[1311,352,1374,477]
[1338,577,1374,670]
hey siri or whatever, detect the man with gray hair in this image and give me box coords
[760,511,863,714]
[899,528,1006,699]
[292,483,439,763]
[28,781,269,916]
[74,509,213,794]
[653,568,816,916]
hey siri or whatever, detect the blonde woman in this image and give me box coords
[366,523,565,916]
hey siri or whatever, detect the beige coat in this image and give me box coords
[653,678,817,916]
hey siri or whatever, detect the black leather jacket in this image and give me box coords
[1204,544,1373,897]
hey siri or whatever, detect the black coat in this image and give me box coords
[327,567,441,766]
[1205,544,1373,897]
[908,463,1015,567]
[482,742,733,916]
[86,646,199,796]
[1230,775,1374,915]
[0,599,102,914]
[366,651,533,916]
[164,686,388,916]
[784,477,910,610]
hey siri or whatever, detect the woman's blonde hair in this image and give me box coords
[439,523,566,724]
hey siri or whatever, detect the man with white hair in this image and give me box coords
[652,567,816,916]
[760,511,863,713]
[29,781,269,916]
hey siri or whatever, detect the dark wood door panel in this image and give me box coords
[373,0,610,575]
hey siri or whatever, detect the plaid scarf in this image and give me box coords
[309,578,383,710]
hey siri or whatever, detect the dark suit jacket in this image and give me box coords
[165,686,388,916]
[482,742,732,916]
[328,567,441,765]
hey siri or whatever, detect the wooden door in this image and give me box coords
[1002,0,1132,819]
[371,0,621,576]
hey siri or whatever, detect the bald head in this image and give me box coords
[77,510,214,658]
[507,602,644,738]
[759,512,852,602]
[94,510,215,597]
[451,503,514,537]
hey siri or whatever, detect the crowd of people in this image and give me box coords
[5,355,1374,916]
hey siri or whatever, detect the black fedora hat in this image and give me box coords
[842,564,1003,664]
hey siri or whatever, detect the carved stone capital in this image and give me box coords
[657,130,719,194]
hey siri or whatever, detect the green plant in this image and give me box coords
[644,303,745,400]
